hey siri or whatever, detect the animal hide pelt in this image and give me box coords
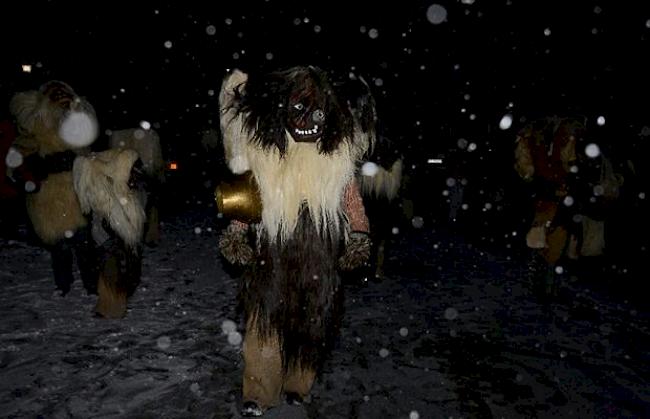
[73,148,145,249]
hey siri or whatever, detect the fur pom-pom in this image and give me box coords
[339,231,371,271]
[218,222,254,265]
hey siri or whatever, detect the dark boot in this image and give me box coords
[73,227,99,295]
[50,240,74,295]
[285,392,304,406]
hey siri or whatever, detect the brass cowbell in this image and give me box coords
[214,170,262,223]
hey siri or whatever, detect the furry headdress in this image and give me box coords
[219,67,374,242]
[514,117,584,181]
[9,80,98,151]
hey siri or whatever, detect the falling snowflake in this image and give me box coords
[221,319,237,335]
[585,143,601,158]
[411,216,424,229]
[499,114,513,130]
[444,307,458,320]
[227,331,243,346]
[5,147,23,169]
[59,111,98,147]
[426,4,448,24]
[361,162,379,176]
[24,181,36,193]
[156,336,171,350]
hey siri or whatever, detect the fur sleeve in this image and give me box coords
[219,69,251,174]
[343,179,369,233]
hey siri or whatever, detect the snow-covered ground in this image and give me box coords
[1,204,648,419]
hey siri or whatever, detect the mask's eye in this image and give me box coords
[293,103,304,111]
[312,109,325,122]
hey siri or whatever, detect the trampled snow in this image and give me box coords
[1,206,648,418]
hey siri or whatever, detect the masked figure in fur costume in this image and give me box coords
[217,66,372,416]
[339,74,404,281]
[109,127,165,246]
[514,116,623,295]
[357,135,403,281]
[8,81,146,318]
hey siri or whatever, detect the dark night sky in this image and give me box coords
[2,0,650,165]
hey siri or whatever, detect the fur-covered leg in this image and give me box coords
[541,226,568,266]
[580,216,605,257]
[374,239,386,280]
[527,200,559,249]
[242,318,283,415]
[50,241,74,295]
[567,234,579,260]
[144,204,160,246]
[283,364,316,405]
[534,226,569,299]
[95,253,128,319]
[124,247,143,298]
[95,238,142,318]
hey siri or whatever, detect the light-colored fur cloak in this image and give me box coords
[73,149,146,249]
